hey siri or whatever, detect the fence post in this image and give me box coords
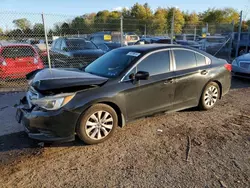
[228,21,235,60]
[235,10,243,57]
[120,16,123,46]
[206,23,208,35]
[144,24,147,37]
[41,13,52,69]
[171,9,175,44]
[194,27,196,41]
[245,26,250,53]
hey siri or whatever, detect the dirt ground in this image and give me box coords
[0,78,249,188]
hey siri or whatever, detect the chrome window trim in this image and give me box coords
[172,48,211,71]
[120,48,172,82]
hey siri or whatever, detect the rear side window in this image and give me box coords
[174,50,196,70]
[195,53,206,66]
[1,47,35,58]
[137,51,170,76]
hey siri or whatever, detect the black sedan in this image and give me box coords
[16,45,232,144]
[50,37,104,68]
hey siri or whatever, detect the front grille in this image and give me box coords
[240,62,250,69]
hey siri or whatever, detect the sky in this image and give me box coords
[0,0,248,15]
[0,0,249,31]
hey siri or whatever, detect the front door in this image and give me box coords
[122,50,176,119]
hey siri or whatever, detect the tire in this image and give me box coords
[198,82,220,110]
[76,104,118,144]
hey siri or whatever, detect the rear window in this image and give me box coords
[66,39,97,50]
[1,46,35,58]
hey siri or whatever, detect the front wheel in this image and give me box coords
[199,82,220,110]
[76,104,117,144]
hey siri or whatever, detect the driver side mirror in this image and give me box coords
[134,71,149,80]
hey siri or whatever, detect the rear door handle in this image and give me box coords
[164,79,174,84]
[201,70,208,75]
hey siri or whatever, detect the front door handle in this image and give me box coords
[201,70,208,75]
[164,79,174,84]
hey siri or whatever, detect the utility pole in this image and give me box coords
[171,9,175,44]
[235,10,243,57]
[41,13,51,69]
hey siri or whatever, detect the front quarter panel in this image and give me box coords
[65,80,128,119]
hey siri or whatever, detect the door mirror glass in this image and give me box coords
[135,71,149,80]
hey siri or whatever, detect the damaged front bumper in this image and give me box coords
[15,97,79,142]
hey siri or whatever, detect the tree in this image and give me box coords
[201,8,239,24]
[33,23,44,36]
[153,8,168,35]
[0,27,3,34]
[13,18,31,31]
[167,8,185,34]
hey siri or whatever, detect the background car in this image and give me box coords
[50,37,104,68]
[175,34,202,41]
[96,43,121,53]
[33,43,49,67]
[175,40,202,50]
[134,37,173,45]
[0,42,44,80]
[232,53,250,79]
[199,36,227,54]
[232,32,250,56]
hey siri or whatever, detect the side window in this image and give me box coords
[195,53,206,66]
[174,50,196,70]
[137,51,170,76]
[54,39,62,50]
[61,40,67,51]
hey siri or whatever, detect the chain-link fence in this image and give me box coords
[0,11,237,91]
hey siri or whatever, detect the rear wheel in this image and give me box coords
[199,82,220,110]
[77,104,117,144]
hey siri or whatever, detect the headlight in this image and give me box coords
[31,93,75,110]
[232,59,238,66]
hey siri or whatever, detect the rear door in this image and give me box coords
[2,46,36,77]
[172,49,211,109]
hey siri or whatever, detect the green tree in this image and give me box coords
[13,18,31,31]
[201,8,239,24]
[0,27,3,34]
[71,16,89,33]
[33,23,44,36]
[153,8,168,35]
[167,8,185,34]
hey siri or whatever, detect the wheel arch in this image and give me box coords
[75,100,126,131]
[201,80,222,99]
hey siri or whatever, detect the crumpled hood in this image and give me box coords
[28,68,108,91]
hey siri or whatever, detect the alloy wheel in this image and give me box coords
[85,111,114,140]
[204,85,219,107]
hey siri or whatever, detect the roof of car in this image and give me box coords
[120,44,182,52]
[0,41,33,47]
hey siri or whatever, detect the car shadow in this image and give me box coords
[0,131,86,153]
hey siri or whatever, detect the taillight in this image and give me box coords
[224,64,232,72]
[0,56,7,66]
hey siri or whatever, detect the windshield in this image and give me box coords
[85,49,141,78]
[2,46,35,58]
[66,39,97,50]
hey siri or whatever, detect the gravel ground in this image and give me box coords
[0,78,249,187]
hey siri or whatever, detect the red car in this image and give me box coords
[0,43,44,80]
